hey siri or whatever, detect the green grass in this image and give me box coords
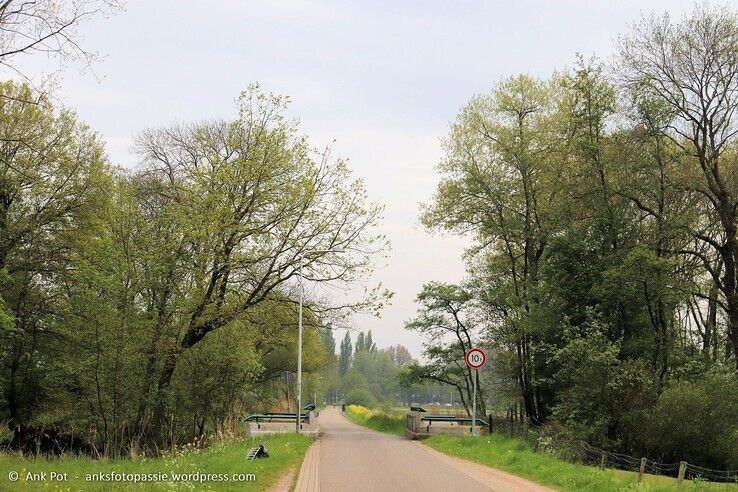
[0,433,313,491]
[345,405,406,436]
[425,434,738,492]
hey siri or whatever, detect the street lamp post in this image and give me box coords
[296,249,343,432]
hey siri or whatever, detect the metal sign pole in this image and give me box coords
[296,257,303,432]
[465,347,487,437]
[472,368,477,435]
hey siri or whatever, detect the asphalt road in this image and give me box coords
[294,407,550,492]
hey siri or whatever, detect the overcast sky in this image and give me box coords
[8,0,703,357]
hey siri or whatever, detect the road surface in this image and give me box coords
[293,407,551,492]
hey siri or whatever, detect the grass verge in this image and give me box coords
[424,434,738,491]
[345,405,406,435]
[0,433,313,491]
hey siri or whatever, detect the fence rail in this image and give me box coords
[580,441,738,484]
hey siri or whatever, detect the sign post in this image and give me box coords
[465,347,488,435]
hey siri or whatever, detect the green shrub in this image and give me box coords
[551,314,655,448]
[346,404,406,435]
[345,387,377,408]
[638,370,738,469]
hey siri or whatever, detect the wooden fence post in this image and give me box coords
[677,461,687,486]
[638,457,646,482]
[599,451,606,470]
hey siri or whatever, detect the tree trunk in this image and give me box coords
[6,349,19,440]
[719,211,738,370]
[705,283,718,358]
[150,348,181,447]
[727,295,738,370]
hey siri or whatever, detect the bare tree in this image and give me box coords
[0,0,122,78]
[619,5,738,369]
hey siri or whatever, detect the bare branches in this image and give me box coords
[619,5,738,367]
[132,85,388,352]
[619,5,738,171]
[0,0,122,78]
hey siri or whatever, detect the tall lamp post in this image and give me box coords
[296,248,344,432]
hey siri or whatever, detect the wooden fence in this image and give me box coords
[580,441,738,485]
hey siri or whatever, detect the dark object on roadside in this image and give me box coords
[304,403,316,412]
[247,444,269,460]
[341,403,346,412]
[410,406,427,412]
[6,423,96,457]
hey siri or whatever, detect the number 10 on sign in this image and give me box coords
[465,347,487,435]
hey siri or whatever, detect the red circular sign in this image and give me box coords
[465,347,487,369]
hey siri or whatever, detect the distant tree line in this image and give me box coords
[319,329,419,408]
[405,5,738,471]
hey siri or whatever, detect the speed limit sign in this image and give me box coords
[465,347,487,369]
[465,347,487,435]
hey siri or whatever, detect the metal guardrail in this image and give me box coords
[242,412,309,423]
[242,404,316,423]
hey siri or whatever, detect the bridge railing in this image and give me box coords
[406,410,489,439]
[242,412,310,423]
[420,415,489,427]
[242,404,319,436]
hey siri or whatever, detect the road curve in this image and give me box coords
[293,407,550,492]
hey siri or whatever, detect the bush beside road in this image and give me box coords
[344,405,406,435]
[0,433,312,491]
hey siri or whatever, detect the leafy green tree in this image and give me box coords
[422,74,562,423]
[385,345,413,368]
[620,5,738,369]
[551,312,654,448]
[640,371,738,468]
[355,332,366,353]
[339,332,353,376]
[0,81,385,455]
[130,84,387,442]
[354,330,377,356]
[172,323,262,439]
[415,7,738,468]
[345,388,376,408]
[404,282,485,417]
[365,330,377,354]
[0,81,110,441]
[243,298,328,410]
[321,326,337,356]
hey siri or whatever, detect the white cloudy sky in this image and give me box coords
[8,0,702,357]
